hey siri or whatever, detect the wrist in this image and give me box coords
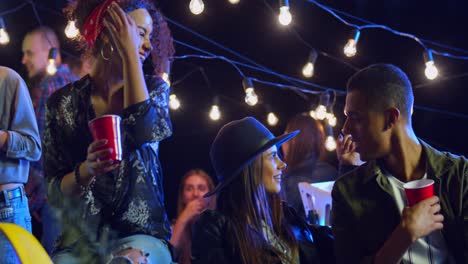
[75,162,96,193]
[397,222,415,244]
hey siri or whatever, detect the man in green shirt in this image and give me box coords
[332,64,467,263]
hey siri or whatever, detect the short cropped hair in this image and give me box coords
[346,64,414,119]
[27,26,60,50]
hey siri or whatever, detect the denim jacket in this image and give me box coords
[331,140,467,263]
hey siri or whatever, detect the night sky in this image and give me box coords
[1,0,467,219]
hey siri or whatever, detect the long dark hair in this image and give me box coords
[283,113,325,170]
[64,0,175,76]
[217,155,298,264]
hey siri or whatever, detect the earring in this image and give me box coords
[100,43,114,61]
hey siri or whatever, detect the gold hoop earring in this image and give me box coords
[100,43,114,61]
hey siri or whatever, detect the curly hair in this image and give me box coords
[64,0,175,76]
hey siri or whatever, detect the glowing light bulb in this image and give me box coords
[161,72,171,86]
[315,105,327,120]
[0,28,9,45]
[344,39,357,57]
[65,20,79,39]
[309,110,317,120]
[169,94,181,110]
[245,88,258,106]
[424,61,438,80]
[325,136,337,151]
[209,105,221,121]
[228,0,240,4]
[326,113,337,127]
[302,62,314,78]
[343,29,360,57]
[46,59,57,75]
[189,0,204,15]
[278,6,292,26]
[267,112,279,126]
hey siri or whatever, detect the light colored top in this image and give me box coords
[387,174,454,264]
[0,66,41,185]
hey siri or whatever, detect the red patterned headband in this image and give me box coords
[82,0,118,47]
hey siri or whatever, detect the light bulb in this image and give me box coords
[65,20,79,39]
[326,113,337,127]
[161,72,171,86]
[169,94,181,110]
[315,105,327,120]
[228,0,240,4]
[0,28,9,45]
[325,136,337,151]
[278,6,292,26]
[302,62,314,78]
[267,112,279,126]
[46,59,57,75]
[189,0,204,15]
[309,110,317,119]
[209,105,221,121]
[245,88,258,106]
[344,39,357,57]
[424,61,439,80]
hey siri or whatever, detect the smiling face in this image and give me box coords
[262,145,287,194]
[128,8,153,63]
[342,90,391,161]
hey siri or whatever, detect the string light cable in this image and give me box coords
[306,0,468,61]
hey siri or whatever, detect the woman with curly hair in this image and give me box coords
[43,0,175,263]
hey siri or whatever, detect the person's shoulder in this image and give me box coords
[47,75,89,107]
[0,66,24,89]
[333,161,375,194]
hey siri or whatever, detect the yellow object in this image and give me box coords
[0,223,52,264]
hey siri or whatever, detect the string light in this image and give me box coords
[228,0,240,4]
[243,78,259,106]
[189,0,205,15]
[278,0,292,26]
[302,49,318,78]
[64,19,79,39]
[424,49,439,80]
[209,105,221,121]
[46,48,58,75]
[169,94,181,110]
[325,135,336,151]
[343,29,360,57]
[0,18,10,45]
[326,113,337,127]
[267,112,279,126]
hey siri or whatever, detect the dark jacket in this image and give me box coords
[192,204,335,264]
[332,140,468,263]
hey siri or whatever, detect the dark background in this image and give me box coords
[1,0,467,219]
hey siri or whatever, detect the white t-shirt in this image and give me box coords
[387,174,455,264]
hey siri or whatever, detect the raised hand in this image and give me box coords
[400,196,444,243]
[179,198,209,225]
[103,2,140,62]
[336,134,365,166]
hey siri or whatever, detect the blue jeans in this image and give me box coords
[53,234,175,264]
[0,186,32,264]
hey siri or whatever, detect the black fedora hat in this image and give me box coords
[204,116,299,197]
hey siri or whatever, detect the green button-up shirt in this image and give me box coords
[332,140,467,263]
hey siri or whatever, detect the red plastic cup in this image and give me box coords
[88,115,122,161]
[403,179,434,206]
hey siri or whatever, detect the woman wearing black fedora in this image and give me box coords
[191,117,334,264]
